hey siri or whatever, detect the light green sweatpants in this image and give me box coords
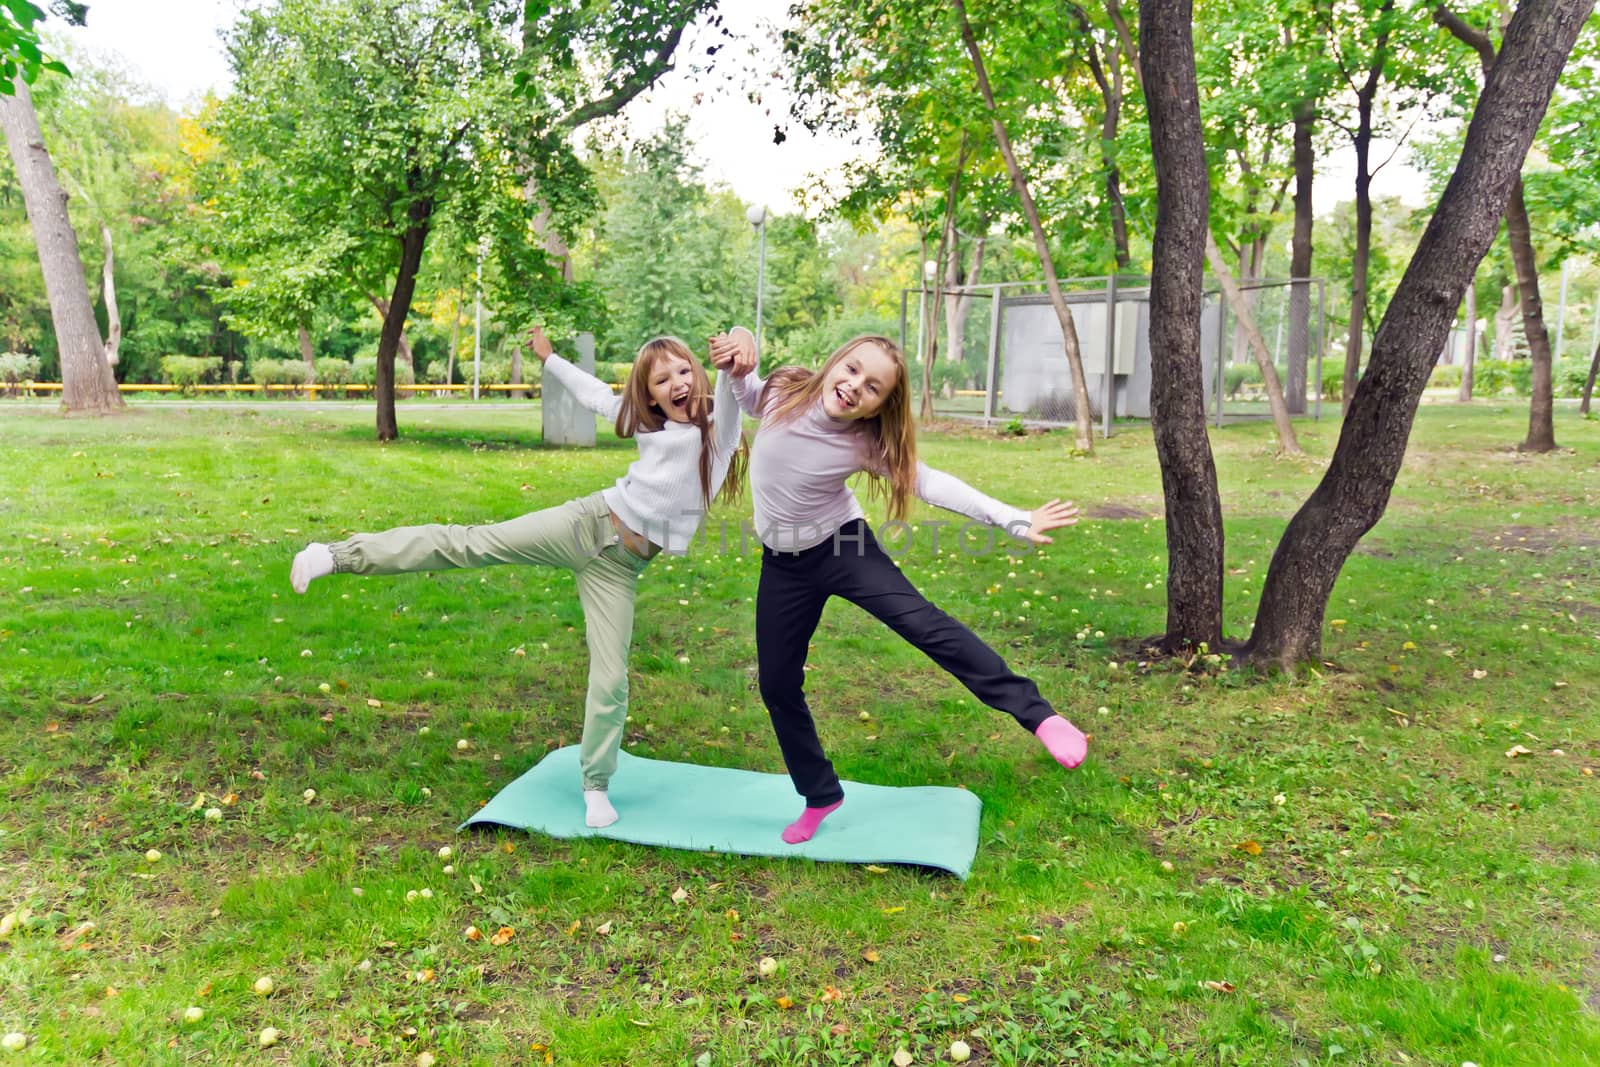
[328,491,652,791]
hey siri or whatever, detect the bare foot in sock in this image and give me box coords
[782,799,843,844]
[1035,714,1088,769]
[290,543,334,594]
[584,789,618,828]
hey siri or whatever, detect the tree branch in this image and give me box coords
[1432,4,1497,70]
[557,5,697,130]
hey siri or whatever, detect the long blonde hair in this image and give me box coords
[615,336,746,509]
[759,335,917,521]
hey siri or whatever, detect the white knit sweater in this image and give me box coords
[542,354,742,555]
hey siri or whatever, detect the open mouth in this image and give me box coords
[669,389,691,414]
[833,385,856,411]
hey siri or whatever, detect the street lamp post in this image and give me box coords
[746,205,768,354]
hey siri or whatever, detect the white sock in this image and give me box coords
[290,542,335,594]
[584,789,618,828]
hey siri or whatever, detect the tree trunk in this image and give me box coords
[447,292,460,386]
[1506,181,1557,451]
[954,0,1095,452]
[100,223,121,367]
[1243,0,1591,669]
[1458,279,1477,400]
[1141,0,1224,653]
[1433,5,1557,450]
[1580,337,1598,414]
[1493,281,1518,361]
[924,151,964,419]
[1070,5,1131,270]
[367,293,415,371]
[1205,232,1302,454]
[0,78,122,414]
[1340,7,1392,415]
[375,195,433,441]
[943,234,986,368]
[298,323,315,368]
[1343,124,1373,413]
[510,341,525,400]
[1286,99,1315,414]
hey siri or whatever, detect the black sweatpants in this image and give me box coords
[756,519,1056,807]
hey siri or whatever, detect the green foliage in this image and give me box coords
[1321,361,1344,401]
[158,355,222,394]
[1429,363,1463,390]
[312,357,353,395]
[587,121,751,361]
[247,357,311,394]
[0,349,39,392]
[0,0,71,89]
[349,356,415,388]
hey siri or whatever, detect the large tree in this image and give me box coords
[1242,0,1592,666]
[1434,3,1560,452]
[0,73,120,413]
[1140,0,1224,652]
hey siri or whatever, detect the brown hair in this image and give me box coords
[758,335,917,521]
[615,336,746,509]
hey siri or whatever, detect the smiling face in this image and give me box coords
[819,340,899,420]
[646,350,699,423]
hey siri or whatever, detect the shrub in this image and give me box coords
[350,357,416,389]
[422,360,450,386]
[1321,363,1344,402]
[313,357,353,395]
[249,358,312,395]
[0,352,43,395]
[1554,356,1595,398]
[1429,364,1462,390]
[160,355,223,395]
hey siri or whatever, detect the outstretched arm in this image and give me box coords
[526,326,621,420]
[914,462,1080,544]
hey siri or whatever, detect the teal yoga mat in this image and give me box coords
[461,746,983,879]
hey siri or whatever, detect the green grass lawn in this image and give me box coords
[1,399,1597,1066]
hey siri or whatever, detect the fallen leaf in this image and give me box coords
[490,927,515,946]
[565,919,581,936]
[881,906,905,915]
[1505,744,1533,759]
[861,949,880,963]
[1016,934,1042,944]
[367,698,382,708]
[671,887,689,904]
[1204,980,1236,993]
[820,985,843,1002]
[1235,840,1263,856]
[893,1048,914,1067]
[775,996,794,1010]
[864,864,890,874]
[464,926,482,942]
[595,920,613,936]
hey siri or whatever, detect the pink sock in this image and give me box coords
[1035,715,1088,769]
[782,800,843,844]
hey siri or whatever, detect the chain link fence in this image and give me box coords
[901,276,1328,434]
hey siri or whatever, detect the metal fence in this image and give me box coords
[900,275,1328,435]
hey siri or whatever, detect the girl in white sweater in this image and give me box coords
[290,327,746,828]
[710,330,1087,844]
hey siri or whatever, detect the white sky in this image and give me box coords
[63,0,1426,222]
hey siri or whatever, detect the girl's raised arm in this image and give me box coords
[710,326,767,417]
[526,326,622,420]
[711,364,743,458]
